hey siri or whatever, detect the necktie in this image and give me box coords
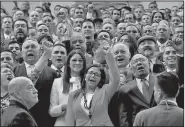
[141,79,150,103]
[56,69,62,78]
[28,65,35,76]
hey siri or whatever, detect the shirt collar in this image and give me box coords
[51,64,64,72]
[166,68,176,73]
[136,74,150,86]
[150,57,156,64]
[24,62,32,68]
[4,33,11,39]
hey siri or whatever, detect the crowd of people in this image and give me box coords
[1,1,184,126]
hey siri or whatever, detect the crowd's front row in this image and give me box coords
[1,38,183,126]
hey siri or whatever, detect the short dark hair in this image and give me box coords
[13,18,29,30]
[157,72,180,98]
[37,34,54,44]
[82,19,95,28]
[112,8,121,15]
[54,5,62,11]
[34,6,44,12]
[53,43,66,50]
[8,40,20,48]
[151,11,165,23]
[1,49,15,61]
[95,30,113,40]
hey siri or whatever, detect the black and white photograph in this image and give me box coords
[1,1,184,126]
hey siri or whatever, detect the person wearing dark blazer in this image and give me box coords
[13,39,57,127]
[133,72,183,126]
[109,53,157,127]
[65,47,120,126]
[1,77,38,127]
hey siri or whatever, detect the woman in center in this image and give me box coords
[65,48,120,126]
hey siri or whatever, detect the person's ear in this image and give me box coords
[14,90,22,100]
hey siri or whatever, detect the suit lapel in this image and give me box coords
[149,75,155,102]
[34,68,45,90]
[19,63,28,77]
[131,80,149,105]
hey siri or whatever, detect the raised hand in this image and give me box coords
[42,40,53,59]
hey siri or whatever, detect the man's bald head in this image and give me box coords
[8,77,38,109]
[8,77,32,95]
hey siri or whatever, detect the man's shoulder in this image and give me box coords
[119,80,136,93]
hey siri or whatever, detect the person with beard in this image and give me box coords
[133,72,183,126]
[137,36,165,74]
[13,18,29,47]
[13,39,57,127]
[81,19,96,56]
[70,33,93,67]
[28,11,40,28]
[109,53,157,127]
[156,24,171,52]
[8,40,24,65]
[112,8,121,27]
[1,16,14,50]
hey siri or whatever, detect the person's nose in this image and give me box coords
[33,87,38,94]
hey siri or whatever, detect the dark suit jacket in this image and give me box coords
[1,100,37,127]
[14,63,57,127]
[133,101,183,126]
[109,74,157,127]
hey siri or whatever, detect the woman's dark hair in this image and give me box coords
[151,11,165,23]
[62,50,86,94]
[73,64,106,100]
[117,33,137,57]
[37,33,54,44]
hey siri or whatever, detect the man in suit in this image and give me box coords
[109,53,156,127]
[14,39,57,127]
[137,35,165,74]
[50,43,67,78]
[1,77,38,126]
[156,24,170,52]
[133,72,183,126]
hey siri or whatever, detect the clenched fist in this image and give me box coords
[42,40,53,59]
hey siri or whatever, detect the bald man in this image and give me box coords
[1,77,38,126]
[109,53,157,127]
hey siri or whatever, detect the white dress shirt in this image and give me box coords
[4,33,11,39]
[136,75,150,94]
[24,62,35,76]
[157,40,167,52]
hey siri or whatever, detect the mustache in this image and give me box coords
[16,29,24,33]
[143,46,152,51]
